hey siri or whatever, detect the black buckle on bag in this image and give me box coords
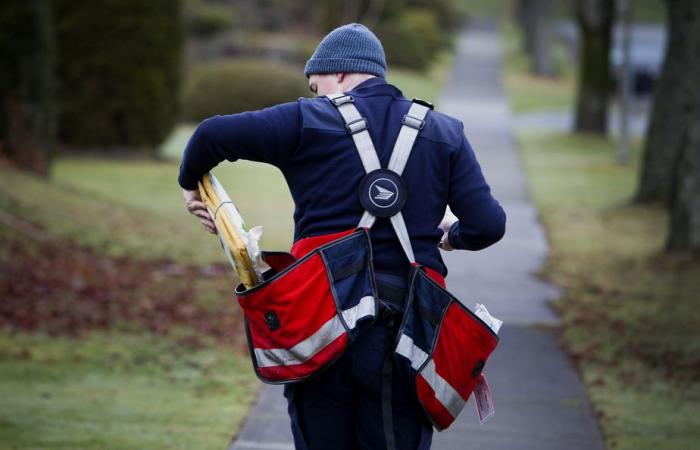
[346,117,369,135]
[264,310,281,332]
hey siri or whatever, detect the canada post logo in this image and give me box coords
[369,178,399,208]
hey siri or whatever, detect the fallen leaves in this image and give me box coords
[0,228,247,352]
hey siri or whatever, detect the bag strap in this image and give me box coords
[326,93,431,264]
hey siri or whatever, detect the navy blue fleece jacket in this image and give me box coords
[178,77,506,277]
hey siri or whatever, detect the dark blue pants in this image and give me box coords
[284,273,433,450]
[283,285,434,449]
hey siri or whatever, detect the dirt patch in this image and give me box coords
[0,223,248,352]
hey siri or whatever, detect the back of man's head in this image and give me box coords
[304,23,387,79]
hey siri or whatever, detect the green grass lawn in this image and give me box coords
[0,155,285,450]
[518,132,700,450]
[0,331,258,449]
[0,157,295,266]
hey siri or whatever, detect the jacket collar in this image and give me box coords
[348,77,405,99]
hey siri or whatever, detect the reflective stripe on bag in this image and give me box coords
[395,266,499,430]
[253,295,375,368]
[395,333,466,419]
[236,228,378,384]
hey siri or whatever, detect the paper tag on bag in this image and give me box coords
[474,303,503,334]
[474,374,495,424]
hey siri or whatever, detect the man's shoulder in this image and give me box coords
[421,108,464,148]
[293,95,465,147]
[296,96,346,132]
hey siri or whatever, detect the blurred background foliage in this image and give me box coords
[2,0,699,449]
[183,59,308,122]
[0,0,467,169]
[0,1,464,448]
[53,0,184,152]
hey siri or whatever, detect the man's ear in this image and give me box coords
[336,72,345,83]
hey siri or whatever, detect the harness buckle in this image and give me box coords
[346,117,369,135]
[401,114,425,130]
[331,94,354,107]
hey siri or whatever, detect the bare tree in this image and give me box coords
[667,114,700,252]
[514,0,534,54]
[657,0,700,252]
[0,0,55,176]
[573,0,615,134]
[517,0,555,76]
[636,0,700,205]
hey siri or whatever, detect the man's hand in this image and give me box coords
[183,188,217,234]
[438,206,458,251]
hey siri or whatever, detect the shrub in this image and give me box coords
[185,1,235,39]
[377,7,456,71]
[400,9,443,56]
[183,59,309,122]
[53,0,184,152]
[404,0,466,33]
[377,20,432,72]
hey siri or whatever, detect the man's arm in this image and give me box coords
[177,101,302,190]
[178,100,301,234]
[444,135,506,250]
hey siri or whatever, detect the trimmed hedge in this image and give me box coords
[400,9,443,56]
[53,0,184,152]
[183,59,309,122]
[185,0,235,39]
[377,9,447,72]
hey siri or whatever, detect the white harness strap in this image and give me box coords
[388,102,431,174]
[326,93,381,173]
[326,93,430,264]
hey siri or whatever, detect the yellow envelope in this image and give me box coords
[198,173,259,288]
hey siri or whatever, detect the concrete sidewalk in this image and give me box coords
[230,21,606,450]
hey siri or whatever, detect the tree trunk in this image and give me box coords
[529,0,555,76]
[667,113,700,252]
[516,0,536,55]
[574,0,615,135]
[635,0,700,205]
[0,0,55,176]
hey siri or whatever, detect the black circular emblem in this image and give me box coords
[358,169,407,218]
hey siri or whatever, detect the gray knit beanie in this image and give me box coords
[304,23,387,78]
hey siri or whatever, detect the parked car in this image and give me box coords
[610,24,666,96]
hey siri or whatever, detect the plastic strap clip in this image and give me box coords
[346,117,369,135]
[331,94,354,107]
[401,114,425,130]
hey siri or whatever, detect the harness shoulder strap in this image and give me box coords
[388,100,432,175]
[326,93,431,264]
[326,93,379,230]
[326,93,381,173]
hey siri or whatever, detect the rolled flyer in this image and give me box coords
[198,172,261,288]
